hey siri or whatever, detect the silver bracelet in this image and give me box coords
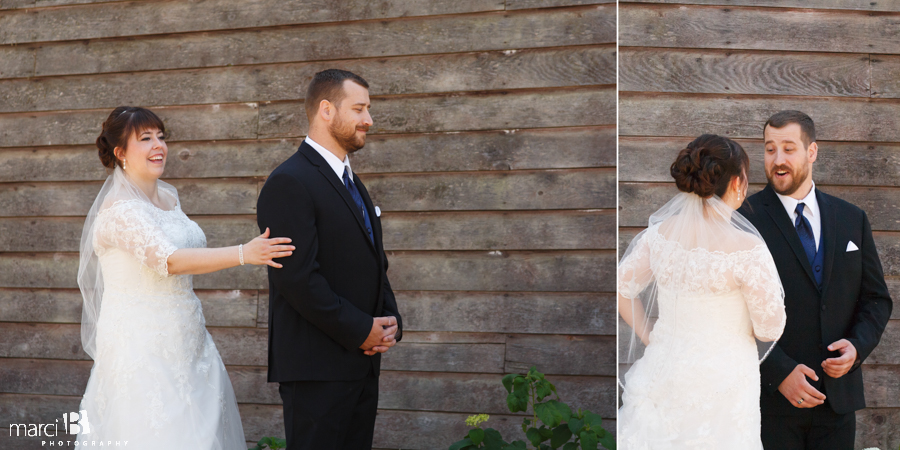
[238,244,245,265]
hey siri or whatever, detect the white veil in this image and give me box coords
[617,192,786,389]
[77,166,178,359]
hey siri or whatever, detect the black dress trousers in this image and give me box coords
[278,367,379,450]
[761,400,856,450]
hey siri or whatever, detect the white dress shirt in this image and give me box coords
[775,181,821,248]
[305,136,353,181]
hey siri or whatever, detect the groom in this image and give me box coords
[257,69,402,449]
[740,110,892,449]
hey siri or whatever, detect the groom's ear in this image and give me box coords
[807,141,818,164]
[318,99,335,123]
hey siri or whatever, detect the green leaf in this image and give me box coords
[526,428,546,447]
[449,437,474,450]
[507,392,527,413]
[513,377,528,400]
[469,428,486,446]
[503,441,528,450]
[502,374,518,394]
[483,428,507,450]
[535,402,563,428]
[509,378,529,412]
[535,380,554,401]
[551,424,573,448]
[563,443,579,450]
[540,444,552,450]
[554,401,573,421]
[583,412,603,428]
[567,418,585,435]
[527,366,545,381]
[598,431,616,450]
[539,427,554,440]
[579,431,599,450]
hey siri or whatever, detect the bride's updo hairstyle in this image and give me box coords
[97,106,166,170]
[670,134,749,198]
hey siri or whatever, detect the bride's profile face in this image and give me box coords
[116,127,167,181]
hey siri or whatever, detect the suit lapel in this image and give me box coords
[760,185,818,286]
[299,143,377,255]
[817,189,837,296]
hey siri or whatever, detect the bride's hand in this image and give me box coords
[243,228,294,268]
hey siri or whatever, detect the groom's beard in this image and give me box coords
[766,161,810,196]
[329,114,369,154]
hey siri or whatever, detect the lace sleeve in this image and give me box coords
[618,231,653,300]
[734,246,786,342]
[93,200,178,276]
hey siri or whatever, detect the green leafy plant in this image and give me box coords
[449,367,615,450]
[248,436,286,450]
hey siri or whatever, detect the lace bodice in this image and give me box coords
[93,198,206,295]
[618,226,786,342]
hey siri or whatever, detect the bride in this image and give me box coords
[617,134,787,449]
[76,106,294,448]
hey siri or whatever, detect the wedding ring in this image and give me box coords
[797,399,804,405]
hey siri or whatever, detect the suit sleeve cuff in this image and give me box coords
[846,338,865,372]
[761,351,797,395]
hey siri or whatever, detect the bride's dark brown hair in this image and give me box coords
[670,134,749,198]
[96,106,167,169]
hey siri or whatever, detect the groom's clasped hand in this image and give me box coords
[777,364,826,409]
[777,338,857,410]
[821,339,857,379]
[361,316,399,356]
[778,339,856,408]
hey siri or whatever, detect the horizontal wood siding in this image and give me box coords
[0,1,615,449]
[619,3,899,448]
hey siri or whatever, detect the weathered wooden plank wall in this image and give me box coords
[619,2,900,448]
[0,0,616,449]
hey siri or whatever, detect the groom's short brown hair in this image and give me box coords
[764,110,816,149]
[305,69,369,123]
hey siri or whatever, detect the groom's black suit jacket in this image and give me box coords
[257,141,402,383]
[740,185,891,415]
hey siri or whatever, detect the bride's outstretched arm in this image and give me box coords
[166,228,294,275]
[96,202,291,277]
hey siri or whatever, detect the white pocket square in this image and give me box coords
[846,241,859,252]
[374,206,381,217]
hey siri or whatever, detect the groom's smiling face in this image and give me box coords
[764,123,817,198]
[329,80,372,154]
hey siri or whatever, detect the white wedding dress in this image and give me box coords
[617,221,786,449]
[76,194,245,448]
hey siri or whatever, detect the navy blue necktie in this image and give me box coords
[343,167,374,245]
[795,203,816,265]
